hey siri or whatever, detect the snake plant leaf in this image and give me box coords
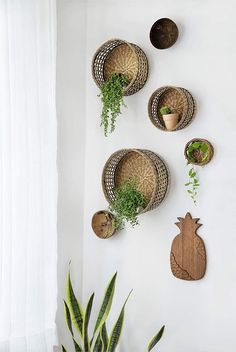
[83,292,95,352]
[93,333,103,352]
[107,290,132,352]
[66,271,84,337]
[148,325,165,351]
[73,338,82,352]
[100,323,108,352]
[64,300,74,337]
[93,273,117,339]
[62,346,68,352]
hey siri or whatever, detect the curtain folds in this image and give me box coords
[0,0,58,351]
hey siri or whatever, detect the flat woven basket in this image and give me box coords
[102,149,169,213]
[92,39,148,96]
[148,86,196,131]
[184,138,214,166]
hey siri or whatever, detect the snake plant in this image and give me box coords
[62,270,164,352]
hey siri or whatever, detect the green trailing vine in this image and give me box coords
[185,140,210,204]
[109,179,148,230]
[99,73,129,136]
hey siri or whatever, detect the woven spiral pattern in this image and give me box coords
[184,138,214,166]
[102,149,169,213]
[92,39,148,96]
[148,86,196,131]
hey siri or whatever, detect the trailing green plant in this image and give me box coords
[62,269,165,352]
[185,141,209,204]
[185,165,200,205]
[99,73,129,136]
[109,179,148,230]
[160,106,172,115]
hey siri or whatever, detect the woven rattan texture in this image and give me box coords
[102,149,169,213]
[184,138,214,166]
[92,39,148,96]
[148,86,196,131]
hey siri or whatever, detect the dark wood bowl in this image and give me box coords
[150,18,179,49]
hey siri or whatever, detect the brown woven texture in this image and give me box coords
[184,138,214,166]
[148,86,196,131]
[92,39,148,96]
[102,149,169,213]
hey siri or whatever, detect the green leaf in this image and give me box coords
[148,325,165,351]
[100,323,108,352]
[93,333,103,352]
[64,300,74,337]
[66,271,84,337]
[73,338,82,352]
[93,273,117,338]
[107,290,132,352]
[62,346,68,352]
[83,292,95,352]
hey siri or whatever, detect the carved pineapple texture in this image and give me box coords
[170,212,206,281]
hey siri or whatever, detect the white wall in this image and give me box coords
[57,0,236,351]
[56,0,86,348]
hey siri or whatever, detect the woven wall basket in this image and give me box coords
[148,86,196,131]
[102,149,169,213]
[92,39,149,96]
[184,138,214,166]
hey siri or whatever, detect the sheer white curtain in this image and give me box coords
[0,0,58,351]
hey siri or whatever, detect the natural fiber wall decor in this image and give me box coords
[170,213,206,281]
[91,210,116,239]
[92,39,148,96]
[150,18,179,49]
[102,149,169,213]
[148,86,196,132]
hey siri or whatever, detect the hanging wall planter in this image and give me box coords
[92,39,149,136]
[184,138,214,204]
[102,149,169,217]
[150,18,179,49]
[148,86,196,132]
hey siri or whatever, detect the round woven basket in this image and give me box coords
[92,39,149,96]
[184,138,214,166]
[91,210,116,239]
[102,149,169,213]
[148,86,196,131]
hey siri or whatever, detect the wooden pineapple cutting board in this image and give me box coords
[170,212,206,280]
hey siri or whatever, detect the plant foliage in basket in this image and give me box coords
[99,73,129,136]
[62,269,165,352]
[109,179,148,230]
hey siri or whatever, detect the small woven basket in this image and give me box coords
[102,149,169,213]
[184,138,214,166]
[148,86,196,131]
[92,39,149,96]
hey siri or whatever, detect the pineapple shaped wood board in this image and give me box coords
[170,212,206,281]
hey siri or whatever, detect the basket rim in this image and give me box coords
[102,148,159,213]
[91,38,139,93]
[148,86,189,131]
[184,138,214,166]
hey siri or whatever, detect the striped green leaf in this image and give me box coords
[66,271,84,337]
[107,290,132,352]
[148,325,165,351]
[100,323,108,352]
[93,333,102,352]
[62,346,68,352]
[73,338,82,352]
[64,300,74,337]
[93,273,117,339]
[83,292,95,352]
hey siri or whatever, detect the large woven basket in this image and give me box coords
[148,86,196,131]
[92,39,149,96]
[184,138,214,166]
[102,149,169,213]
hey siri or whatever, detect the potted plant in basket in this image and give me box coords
[62,269,165,352]
[99,73,130,136]
[184,139,213,204]
[109,179,148,230]
[160,106,179,130]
